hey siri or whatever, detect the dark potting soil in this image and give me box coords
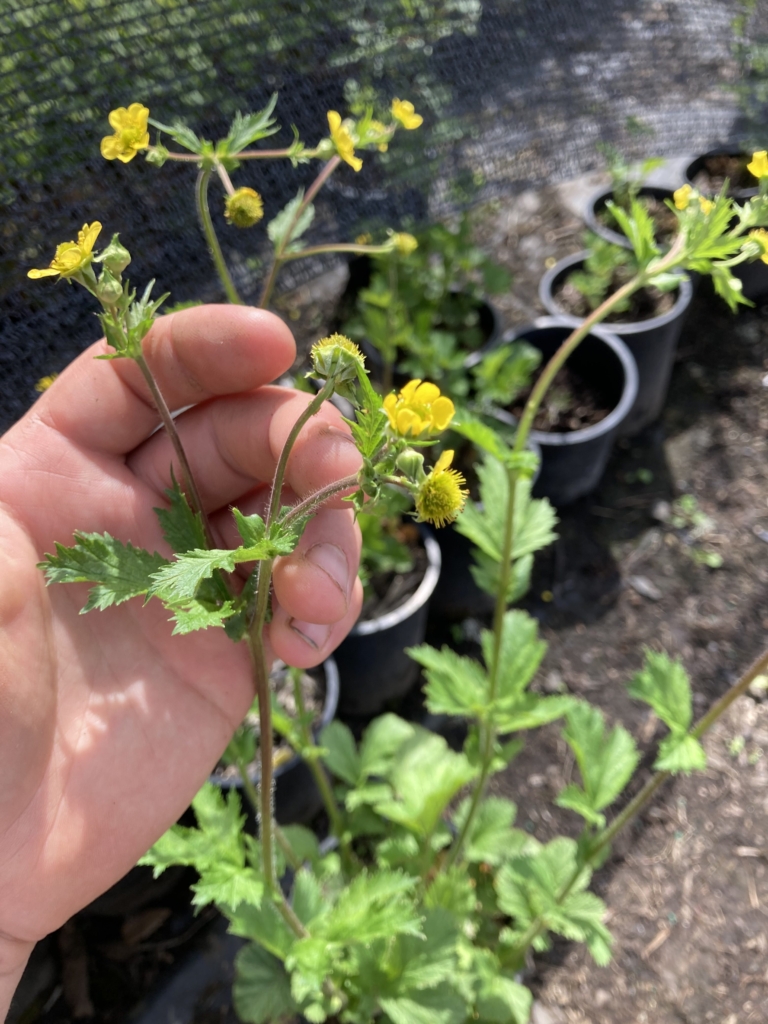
[212,665,323,782]
[359,521,429,621]
[691,153,758,194]
[555,272,676,323]
[598,194,678,247]
[510,363,611,432]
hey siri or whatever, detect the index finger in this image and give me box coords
[33,305,296,456]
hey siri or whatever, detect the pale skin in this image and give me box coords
[0,305,363,1019]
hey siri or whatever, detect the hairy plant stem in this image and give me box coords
[504,643,768,969]
[281,474,360,529]
[290,669,346,842]
[234,754,302,871]
[134,353,214,549]
[259,156,341,308]
[448,238,689,870]
[215,161,237,196]
[195,167,243,305]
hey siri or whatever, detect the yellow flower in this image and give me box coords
[327,111,362,172]
[391,98,423,130]
[698,197,715,214]
[355,232,373,244]
[748,150,768,179]
[393,232,418,256]
[749,229,768,264]
[224,187,264,228]
[415,450,468,527]
[383,379,455,437]
[34,374,58,392]
[28,222,102,280]
[100,103,150,163]
[673,184,692,210]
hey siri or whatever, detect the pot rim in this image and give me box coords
[684,149,759,199]
[585,185,675,250]
[497,316,639,447]
[213,656,340,787]
[350,529,441,636]
[539,250,694,334]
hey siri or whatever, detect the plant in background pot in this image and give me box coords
[683,148,768,301]
[540,230,694,435]
[585,150,676,250]
[338,211,509,394]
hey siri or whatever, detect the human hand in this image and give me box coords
[0,306,362,997]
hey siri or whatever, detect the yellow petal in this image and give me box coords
[344,152,363,172]
[673,184,692,210]
[430,396,455,430]
[78,222,102,254]
[413,381,440,404]
[100,135,121,160]
[127,102,149,127]
[400,379,421,402]
[108,107,129,132]
[116,149,139,163]
[327,110,341,133]
[27,267,60,278]
[748,151,768,179]
[434,449,454,473]
[397,409,422,436]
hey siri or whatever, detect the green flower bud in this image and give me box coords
[224,187,264,228]
[146,144,169,167]
[395,448,426,483]
[95,233,131,274]
[95,268,124,305]
[310,334,365,383]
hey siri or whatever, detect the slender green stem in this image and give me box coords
[280,242,394,262]
[266,378,336,528]
[195,167,243,305]
[237,147,320,160]
[281,473,359,528]
[259,156,342,308]
[234,753,302,870]
[134,353,214,548]
[504,642,768,967]
[290,669,345,838]
[383,259,397,394]
[215,160,237,196]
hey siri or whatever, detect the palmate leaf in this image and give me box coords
[42,532,168,612]
[372,731,478,837]
[555,702,640,828]
[233,943,296,1024]
[315,870,421,944]
[409,644,489,718]
[222,96,279,154]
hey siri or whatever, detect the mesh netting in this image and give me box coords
[1,0,765,432]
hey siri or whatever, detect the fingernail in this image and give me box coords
[306,543,350,600]
[289,619,331,651]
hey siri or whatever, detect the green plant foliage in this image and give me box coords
[628,650,707,772]
[41,532,168,612]
[232,943,295,1024]
[555,703,640,827]
[267,190,315,254]
[471,339,542,407]
[154,476,208,554]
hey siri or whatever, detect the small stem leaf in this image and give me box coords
[154,474,208,553]
[319,721,361,786]
[267,191,315,253]
[654,733,707,774]
[408,644,490,718]
[481,610,547,700]
[41,532,168,612]
[555,702,640,827]
[628,649,694,735]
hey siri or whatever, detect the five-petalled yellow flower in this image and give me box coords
[100,103,150,163]
[28,222,102,280]
[748,150,768,180]
[384,379,455,437]
[415,450,468,527]
[327,111,362,172]
[391,99,423,130]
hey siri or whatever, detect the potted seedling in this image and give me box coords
[539,231,693,435]
[585,150,676,250]
[338,211,508,393]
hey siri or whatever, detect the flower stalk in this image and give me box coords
[195,167,243,305]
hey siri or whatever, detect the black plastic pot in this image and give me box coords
[539,251,693,436]
[491,317,638,506]
[334,529,441,718]
[213,657,339,827]
[585,185,676,250]
[684,150,759,200]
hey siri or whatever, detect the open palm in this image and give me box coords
[0,306,362,956]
